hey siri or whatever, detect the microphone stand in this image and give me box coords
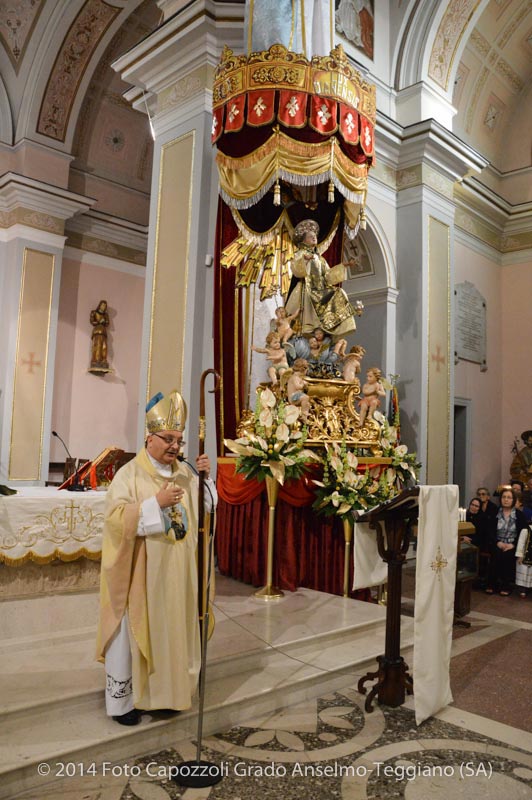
[52,431,86,492]
[173,368,222,788]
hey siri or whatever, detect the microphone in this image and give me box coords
[52,430,86,492]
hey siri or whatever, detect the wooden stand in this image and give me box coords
[357,488,419,712]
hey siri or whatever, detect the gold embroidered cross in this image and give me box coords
[430,546,448,578]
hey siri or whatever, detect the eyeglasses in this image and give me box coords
[152,433,184,447]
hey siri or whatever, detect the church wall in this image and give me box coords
[51,257,145,464]
[454,240,502,496]
[500,258,532,481]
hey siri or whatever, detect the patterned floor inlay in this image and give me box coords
[114,688,532,800]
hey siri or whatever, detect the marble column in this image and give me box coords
[112,0,244,459]
[0,174,92,485]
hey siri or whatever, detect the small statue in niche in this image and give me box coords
[358,367,386,426]
[252,331,289,385]
[89,300,110,373]
[285,358,310,421]
[342,345,366,383]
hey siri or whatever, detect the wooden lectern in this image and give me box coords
[356,487,419,712]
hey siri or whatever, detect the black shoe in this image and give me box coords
[113,709,141,726]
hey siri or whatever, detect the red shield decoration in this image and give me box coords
[278,90,307,128]
[360,116,374,156]
[339,104,359,144]
[211,107,224,143]
[247,89,275,126]
[309,96,337,133]
[224,95,246,133]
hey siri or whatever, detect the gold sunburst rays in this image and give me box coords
[221,229,295,300]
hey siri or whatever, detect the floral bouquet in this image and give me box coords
[224,387,319,484]
[313,421,420,518]
[375,412,421,493]
[313,440,391,517]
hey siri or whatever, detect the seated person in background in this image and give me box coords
[515,491,532,522]
[464,498,485,548]
[477,487,498,521]
[485,487,527,596]
[464,496,491,586]
[515,522,532,599]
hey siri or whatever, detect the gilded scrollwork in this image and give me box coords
[238,377,383,454]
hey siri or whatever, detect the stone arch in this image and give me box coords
[0,75,13,144]
[15,0,146,152]
[392,0,490,98]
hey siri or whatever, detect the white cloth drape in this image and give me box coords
[413,485,458,725]
[352,521,387,590]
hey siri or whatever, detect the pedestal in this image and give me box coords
[254,475,284,600]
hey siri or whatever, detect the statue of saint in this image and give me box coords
[90,300,110,371]
[510,430,532,484]
[284,219,361,341]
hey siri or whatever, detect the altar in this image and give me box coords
[215,458,369,598]
[0,488,105,566]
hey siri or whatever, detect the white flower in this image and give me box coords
[380,438,390,451]
[284,404,300,425]
[331,491,342,507]
[373,410,385,423]
[395,444,408,458]
[346,451,358,469]
[330,455,343,473]
[388,427,398,443]
[259,408,273,428]
[344,469,357,486]
[275,423,290,442]
[386,468,396,484]
[260,388,276,408]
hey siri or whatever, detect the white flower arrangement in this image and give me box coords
[224,388,319,484]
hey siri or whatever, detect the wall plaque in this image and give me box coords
[454,281,487,371]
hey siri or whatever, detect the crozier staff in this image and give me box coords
[96,390,217,725]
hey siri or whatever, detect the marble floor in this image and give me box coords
[9,573,532,800]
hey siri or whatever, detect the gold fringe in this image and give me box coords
[0,548,102,566]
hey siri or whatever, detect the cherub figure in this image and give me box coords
[253,331,289,385]
[308,335,321,362]
[271,306,299,343]
[358,367,386,426]
[342,345,366,383]
[285,358,310,421]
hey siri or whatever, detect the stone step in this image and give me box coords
[0,581,414,799]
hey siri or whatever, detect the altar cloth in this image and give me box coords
[0,487,105,565]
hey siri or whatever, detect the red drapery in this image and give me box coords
[215,459,371,600]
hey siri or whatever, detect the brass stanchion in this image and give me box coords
[254,475,284,600]
[342,515,353,597]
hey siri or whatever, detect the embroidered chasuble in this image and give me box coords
[96,448,201,710]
